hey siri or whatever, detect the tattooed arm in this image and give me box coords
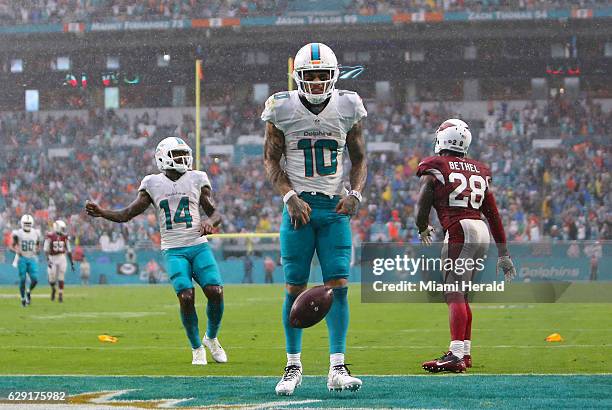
[263,121,311,228]
[336,120,367,215]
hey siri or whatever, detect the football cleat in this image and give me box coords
[191,346,207,365]
[327,364,362,392]
[203,336,227,363]
[51,288,56,301]
[25,292,31,305]
[58,293,63,303]
[275,365,302,396]
[21,298,26,307]
[422,351,466,373]
[464,354,472,368]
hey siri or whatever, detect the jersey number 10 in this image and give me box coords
[159,197,193,230]
[297,138,338,177]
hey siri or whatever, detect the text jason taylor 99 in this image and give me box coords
[371,255,487,276]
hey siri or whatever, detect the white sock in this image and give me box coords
[464,340,471,356]
[330,353,344,367]
[287,353,301,367]
[449,340,464,359]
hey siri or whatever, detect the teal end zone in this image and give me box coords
[1,375,611,408]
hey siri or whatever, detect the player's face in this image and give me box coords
[169,149,190,166]
[302,70,331,94]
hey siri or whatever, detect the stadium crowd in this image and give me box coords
[0,0,607,25]
[0,95,609,249]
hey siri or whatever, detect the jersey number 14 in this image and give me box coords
[297,138,338,177]
[159,197,193,230]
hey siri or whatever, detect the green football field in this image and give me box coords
[1,284,611,408]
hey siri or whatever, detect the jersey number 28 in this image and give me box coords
[297,138,338,177]
[159,197,193,230]
[448,172,488,209]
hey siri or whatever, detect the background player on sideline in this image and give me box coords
[44,220,74,302]
[11,214,41,307]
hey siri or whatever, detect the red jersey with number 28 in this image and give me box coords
[417,155,492,231]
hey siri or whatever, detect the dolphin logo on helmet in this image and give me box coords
[155,137,193,173]
[292,43,340,105]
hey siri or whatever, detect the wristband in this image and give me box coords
[283,190,297,204]
[348,190,362,202]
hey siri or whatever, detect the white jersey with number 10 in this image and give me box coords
[139,170,211,250]
[261,89,367,197]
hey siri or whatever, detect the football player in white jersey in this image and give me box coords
[262,43,368,395]
[85,137,227,365]
[11,214,41,307]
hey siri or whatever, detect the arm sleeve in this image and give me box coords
[416,159,445,185]
[138,175,151,194]
[353,93,367,126]
[482,190,507,245]
[198,171,212,190]
[43,238,50,253]
[66,238,72,253]
[260,95,276,123]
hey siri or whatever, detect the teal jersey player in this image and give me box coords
[85,137,227,366]
[262,42,368,395]
[11,214,41,307]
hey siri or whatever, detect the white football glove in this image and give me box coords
[418,226,435,246]
[497,256,516,283]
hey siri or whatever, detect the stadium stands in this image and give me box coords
[0,95,609,248]
[0,0,608,25]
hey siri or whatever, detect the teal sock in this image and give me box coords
[283,291,303,354]
[326,287,349,354]
[180,309,201,349]
[19,280,26,299]
[205,300,224,339]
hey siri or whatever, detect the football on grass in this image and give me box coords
[289,286,334,328]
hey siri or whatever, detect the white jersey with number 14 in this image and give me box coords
[139,170,211,250]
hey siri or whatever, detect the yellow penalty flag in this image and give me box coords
[98,334,118,343]
[545,333,564,342]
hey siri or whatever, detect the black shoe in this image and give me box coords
[26,292,31,305]
[51,288,56,301]
[422,351,466,373]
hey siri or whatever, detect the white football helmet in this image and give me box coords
[155,137,193,173]
[53,220,67,235]
[20,214,34,232]
[434,118,472,155]
[292,43,339,104]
